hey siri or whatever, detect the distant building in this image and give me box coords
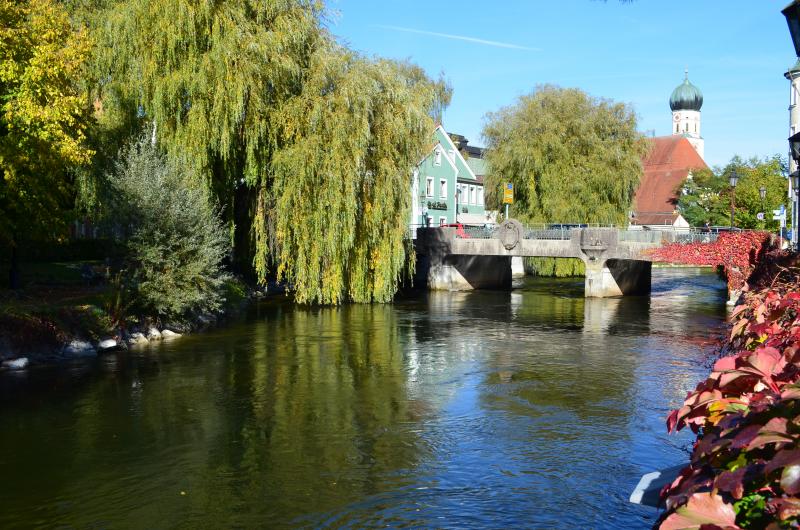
[631,71,708,230]
[410,125,491,231]
[632,136,707,230]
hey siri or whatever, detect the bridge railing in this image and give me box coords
[410,223,725,245]
[665,230,719,244]
[459,225,499,239]
[618,231,665,244]
[618,229,720,245]
[522,227,572,240]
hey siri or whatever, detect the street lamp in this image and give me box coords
[790,131,800,247]
[729,170,739,229]
[758,186,768,229]
[420,193,429,227]
[455,186,461,224]
[784,1,800,56]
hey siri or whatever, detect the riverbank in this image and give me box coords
[0,264,268,369]
[656,249,800,528]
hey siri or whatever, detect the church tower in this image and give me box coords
[670,70,704,160]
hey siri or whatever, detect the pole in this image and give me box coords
[504,203,509,221]
[795,188,799,249]
[730,187,736,229]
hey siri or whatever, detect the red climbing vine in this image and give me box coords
[657,254,800,529]
[648,231,776,293]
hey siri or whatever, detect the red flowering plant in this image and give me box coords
[656,253,800,529]
[649,232,775,295]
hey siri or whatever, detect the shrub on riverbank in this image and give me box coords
[657,252,800,529]
[108,137,231,323]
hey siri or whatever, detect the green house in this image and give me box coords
[410,125,490,231]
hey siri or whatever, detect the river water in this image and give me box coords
[0,269,727,529]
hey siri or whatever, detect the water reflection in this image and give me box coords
[0,268,727,528]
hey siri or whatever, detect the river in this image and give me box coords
[0,268,727,528]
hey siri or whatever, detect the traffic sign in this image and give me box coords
[757,212,765,221]
[773,205,787,226]
[503,183,514,204]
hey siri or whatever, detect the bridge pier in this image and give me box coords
[415,228,511,291]
[584,259,652,298]
[428,255,512,291]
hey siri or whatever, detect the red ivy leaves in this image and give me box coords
[659,280,800,528]
[649,232,775,293]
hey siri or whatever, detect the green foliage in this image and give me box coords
[95,0,321,189]
[482,85,648,225]
[88,0,449,305]
[0,0,93,243]
[525,257,585,277]
[661,265,800,528]
[678,155,789,229]
[109,136,230,320]
[266,47,442,304]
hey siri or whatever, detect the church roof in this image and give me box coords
[670,71,703,112]
[630,212,683,226]
[633,136,708,216]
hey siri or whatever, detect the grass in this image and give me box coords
[0,260,114,355]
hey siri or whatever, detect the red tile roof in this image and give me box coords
[633,136,707,215]
[630,212,681,226]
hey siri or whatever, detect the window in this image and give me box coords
[675,124,679,134]
[439,216,447,226]
[458,184,467,203]
[425,177,434,198]
[478,187,484,206]
[470,185,476,205]
[434,148,442,166]
[439,178,447,199]
[793,85,798,107]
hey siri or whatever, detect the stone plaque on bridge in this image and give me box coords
[498,219,523,250]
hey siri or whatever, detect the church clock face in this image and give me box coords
[674,114,681,122]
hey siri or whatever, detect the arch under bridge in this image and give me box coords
[413,220,718,298]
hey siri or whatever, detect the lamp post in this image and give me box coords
[790,131,800,248]
[455,186,461,225]
[793,172,800,248]
[729,170,739,229]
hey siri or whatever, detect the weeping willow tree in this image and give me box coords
[264,48,447,303]
[87,0,449,304]
[483,85,649,277]
[94,0,321,187]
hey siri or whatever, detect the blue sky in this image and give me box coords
[328,0,793,169]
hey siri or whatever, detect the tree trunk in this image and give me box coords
[9,236,20,289]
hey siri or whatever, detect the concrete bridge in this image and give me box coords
[413,220,716,298]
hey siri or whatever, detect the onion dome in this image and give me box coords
[669,70,703,112]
